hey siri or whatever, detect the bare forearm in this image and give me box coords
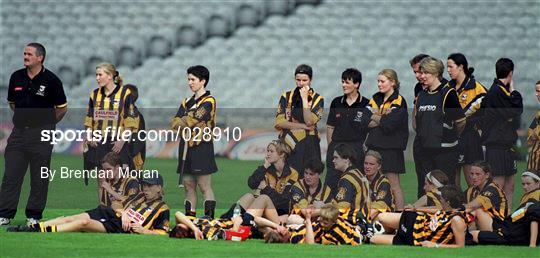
[55,107,67,123]
[305,219,315,244]
[326,127,334,144]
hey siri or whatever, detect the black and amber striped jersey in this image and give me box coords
[288,223,316,244]
[466,180,508,220]
[448,77,487,125]
[333,166,371,224]
[366,90,409,150]
[186,215,235,239]
[369,173,395,213]
[171,91,216,147]
[130,108,146,170]
[412,211,467,246]
[290,179,331,212]
[527,111,540,171]
[287,218,361,246]
[121,193,170,235]
[275,88,324,148]
[84,85,139,137]
[248,165,299,208]
[314,217,361,246]
[510,189,540,223]
[99,177,139,207]
[426,188,444,208]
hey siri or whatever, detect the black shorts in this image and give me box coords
[86,206,125,233]
[485,147,517,176]
[477,231,507,245]
[457,128,483,164]
[392,211,417,246]
[177,141,218,176]
[417,147,459,183]
[370,148,406,174]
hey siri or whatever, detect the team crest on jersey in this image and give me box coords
[461,93,468,101]
[195,107,207,119]
[354,111,363,122]
[376,190,386,200]
[315,107,323,118]
[482,191,492,197]
[36,85,46,96]
[293,193,301,202]
[336,187,347,201]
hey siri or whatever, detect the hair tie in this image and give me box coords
[426,172,444,188]
[522,171,540,182]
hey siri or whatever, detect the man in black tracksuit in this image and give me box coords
[410,54,430,198]
[0,43,67,225]
[481,58,523,210]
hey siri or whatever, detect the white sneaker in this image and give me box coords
[0,217,10,225]
[26,218,39,226]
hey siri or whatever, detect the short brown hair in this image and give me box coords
[264,230,285,244]
[471,160,491,175]
[101,152,121,167]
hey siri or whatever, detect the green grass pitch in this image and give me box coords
[0,154,536,258]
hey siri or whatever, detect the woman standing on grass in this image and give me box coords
[366,69,409,210]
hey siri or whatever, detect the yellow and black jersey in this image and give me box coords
[248,164,299,213]
[170,91,216,147]
[186,215,235,239]
[527,111,540,171]
[275,88,324,149]
[466,180,508,220]
[333,166,371,224]
[412,211,467,246]
[84,85,139,137]
[290,179,331,212]
[130,108,146,170]
[426,188,444,208]
[99,177,139,207]
[369,173,395,213]
[366,90,409,150]
[448,77,487,118]
[510,189,539,223]
[121,193,170,235]
[315,217,361,246]
[288,223,318,244]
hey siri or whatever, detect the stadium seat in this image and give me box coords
[207,14,232,38]
[237,4,261,28]
[147,35,172,58]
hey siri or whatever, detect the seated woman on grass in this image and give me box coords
[470,170,540,247]
[464,161,508,231]
[404,169,449,211]
[369,185,468,248]
[8,174,169,235]
[221,140,299,224]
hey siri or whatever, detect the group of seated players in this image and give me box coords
[7,140,540,248]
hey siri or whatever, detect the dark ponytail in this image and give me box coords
[448,53,474,77]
